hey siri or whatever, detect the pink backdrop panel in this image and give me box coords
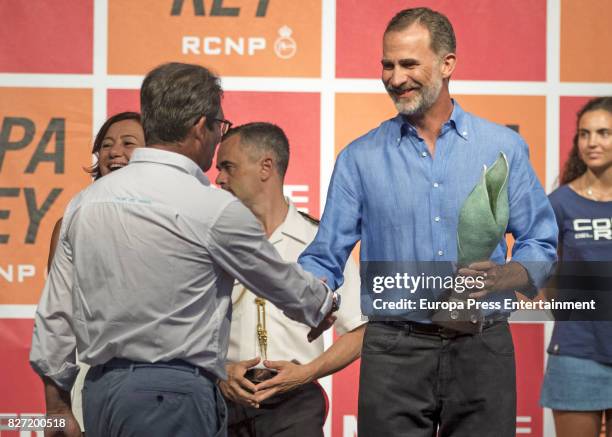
[0,0,93,74]
[107,89,321,216]
[336,0,546,81]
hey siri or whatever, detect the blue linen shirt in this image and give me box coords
[299,101,558,320]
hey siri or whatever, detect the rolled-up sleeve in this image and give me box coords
[507,139,558,296]
[207,200,333,328]
[299,148,362,290]
[334,256,366,335]
[30,222,79,392]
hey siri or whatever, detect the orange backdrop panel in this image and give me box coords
[456,95,547,187]
[335,93,396,156]
[108,0,322,77]
[0,88,92,304]
[561,0,612,82]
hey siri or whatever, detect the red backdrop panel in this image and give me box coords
[0,319,44,413]
[336,0,546,81]
[513,323,545,437]
[559,96,593,183]
[107,89,321,216]
[0,0,93,74]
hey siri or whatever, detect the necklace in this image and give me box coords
[581,176,612,201]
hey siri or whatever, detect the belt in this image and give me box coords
[376,317,506,338]
[99,358,218,383]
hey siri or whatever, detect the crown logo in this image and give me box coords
[275,25,297,59]
[278,25,292,38]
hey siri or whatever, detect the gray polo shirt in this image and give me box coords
[30,148,332,391]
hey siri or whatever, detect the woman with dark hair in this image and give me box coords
[46,111,144,434]
[86,111,143,180]
[541,97,612,437]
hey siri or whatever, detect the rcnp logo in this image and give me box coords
[173,0,295,60]
[181,25,297,60]
[108,0,320,76]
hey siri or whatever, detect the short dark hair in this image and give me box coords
[87,111,141,180]
[224,122,290,178]
[140,62,222,145]
[561,96,612,184]
[385,7,456,56]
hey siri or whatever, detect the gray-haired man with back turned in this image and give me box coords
[29,62,338,437]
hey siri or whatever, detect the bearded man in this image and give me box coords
[298,7,557,437]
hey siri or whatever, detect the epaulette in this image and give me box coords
[299,211,320,226]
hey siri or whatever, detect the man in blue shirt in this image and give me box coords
[298,7,558,437]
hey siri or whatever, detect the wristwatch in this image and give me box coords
[331,291,341,313]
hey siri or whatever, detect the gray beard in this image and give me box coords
[392,79,443,116]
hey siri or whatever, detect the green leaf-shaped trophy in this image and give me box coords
[432,152,509,333]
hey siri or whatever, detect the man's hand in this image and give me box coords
[308,278,337,342]
[308,313,336,343]
[458,260,530,299]
[254,360,313,403]
[44,412,81,437]
[218,357,261,408]
[42,376,81,436]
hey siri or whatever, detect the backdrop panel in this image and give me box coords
[335,94,547,186]
[107,89,321,215]
[0,0,93,74]
[560,0,612,82]
[331,324,545,437]
[336,0,546,80]
[0,1,610,436]
[108,0,322,77]
[0,88,92,304]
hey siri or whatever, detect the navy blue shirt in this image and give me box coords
[548,184,612,363]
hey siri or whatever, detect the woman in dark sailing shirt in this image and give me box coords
[541,97,612,437]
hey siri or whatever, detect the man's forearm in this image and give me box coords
[305,324,365,380]
[43,376,72,414]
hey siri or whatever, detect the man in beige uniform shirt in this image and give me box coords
[215,122,366,437]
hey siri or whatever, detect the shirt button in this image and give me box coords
[421,152,428,157]
[433,182,439,188]
[553,344,559,353]
[437,250,444,256]
[434,216,440,222]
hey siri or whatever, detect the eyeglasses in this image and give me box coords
[214,118,233,135]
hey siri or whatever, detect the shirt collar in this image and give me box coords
[394,99,470,142]
[269,198,312,246]
[129,147,210,186]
